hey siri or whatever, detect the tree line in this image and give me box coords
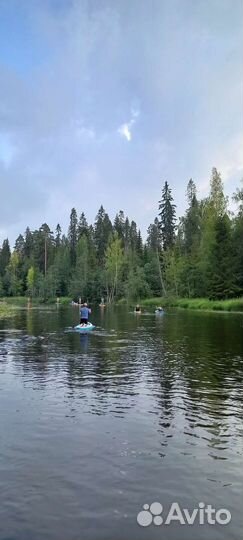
[0,168,242,302]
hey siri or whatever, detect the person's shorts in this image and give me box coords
[80,318,88,325]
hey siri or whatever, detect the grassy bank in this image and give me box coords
[2,296,243,313]
[0,296,71,306]
[140,297,243,312]
[0,301,18,319]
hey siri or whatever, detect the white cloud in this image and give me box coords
[118,123,132,141]
[117,107,140,142]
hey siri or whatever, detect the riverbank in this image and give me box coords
[1,296,243,313]
[1,297,71,306]
[140,297,243,312]
[0,301,18,319]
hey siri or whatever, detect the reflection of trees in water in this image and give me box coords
[1,307,243,450]
[64,328,145,416]
[153,311,243,454]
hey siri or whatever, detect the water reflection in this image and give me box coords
[0,306,242,540]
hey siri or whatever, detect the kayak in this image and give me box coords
[155,309,164,314]
[75,322,95,332]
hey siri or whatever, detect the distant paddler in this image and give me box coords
[155,306,164,314]
[99,297,106,308]
[134,304,142,314]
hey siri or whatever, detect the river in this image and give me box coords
[0,306,242,540]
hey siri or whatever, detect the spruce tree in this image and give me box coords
[207,215,235,299]
[158,181,176,250]
[24,227,33,259]
[94,206,113,262]
[68,208,78,265]
[114,211,125,241]
[184,179,200,253]
[147,218,161,251]
[0,239,11,276]
[55,224,62,248]
[78,212,89,238]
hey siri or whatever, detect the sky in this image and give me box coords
[0,0,242,245]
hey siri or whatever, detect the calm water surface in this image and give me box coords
[0,306,242,540]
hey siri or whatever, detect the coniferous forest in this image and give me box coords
[0,168,242,303]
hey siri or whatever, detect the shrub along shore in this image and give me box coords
[140,297,243,312]
[0,301,18,318]
[1,296,243,316]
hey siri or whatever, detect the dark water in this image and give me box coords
[0,306,242,540]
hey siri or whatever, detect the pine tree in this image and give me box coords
[114,211,125,241]
[39,224,54,276]
[68,208,78,265]
[158,181,176,250]
[147,218,161,251]
[129,220,138,251]
[14,234,25,257]
[124,217,130,253]
[24,227,33,259]
[184,179,200,253]
[94,205,113,262]
[232,183,243,294]
[0,239,11,276]
[136,229,143,258]
[207,215,235,299]
[55,224,62,248]
[78,212,89,238]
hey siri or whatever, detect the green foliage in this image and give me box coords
[125,267,150,301]
[0,239,11,277]
[0,168,242,304]
[27,266,36,296]
[68,208,78,265]
[0,301,17,318]
[105,233,124,302]
[158,181,176,250]
[94,205,113,262]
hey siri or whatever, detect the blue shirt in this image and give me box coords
[80,306,90,319]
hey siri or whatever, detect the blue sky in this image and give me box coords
[0,0,242,244]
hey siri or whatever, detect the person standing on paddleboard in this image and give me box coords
[80,303,91,325]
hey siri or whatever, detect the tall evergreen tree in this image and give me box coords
[24,227,33,259]
[14,234,25,257]
[0,239,11,276]
[158,181,176,250]
[210,167,228,216]
[68,208,78,265]
[184,179,201,253]
[55,224,62,248]
[207,215,235,299]
[129,220,138,251]
[78,212,89,238]
[147,218,161,251]
[94,205,113,262]
[124,217,130,253]
[232,183,243,294]
[136,229,143,258]
[114,211,125,241]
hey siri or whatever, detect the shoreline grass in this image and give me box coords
[0,301,18,319]
[140,297,243,312]
[0,296,71,306]
[1,296,243,313]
